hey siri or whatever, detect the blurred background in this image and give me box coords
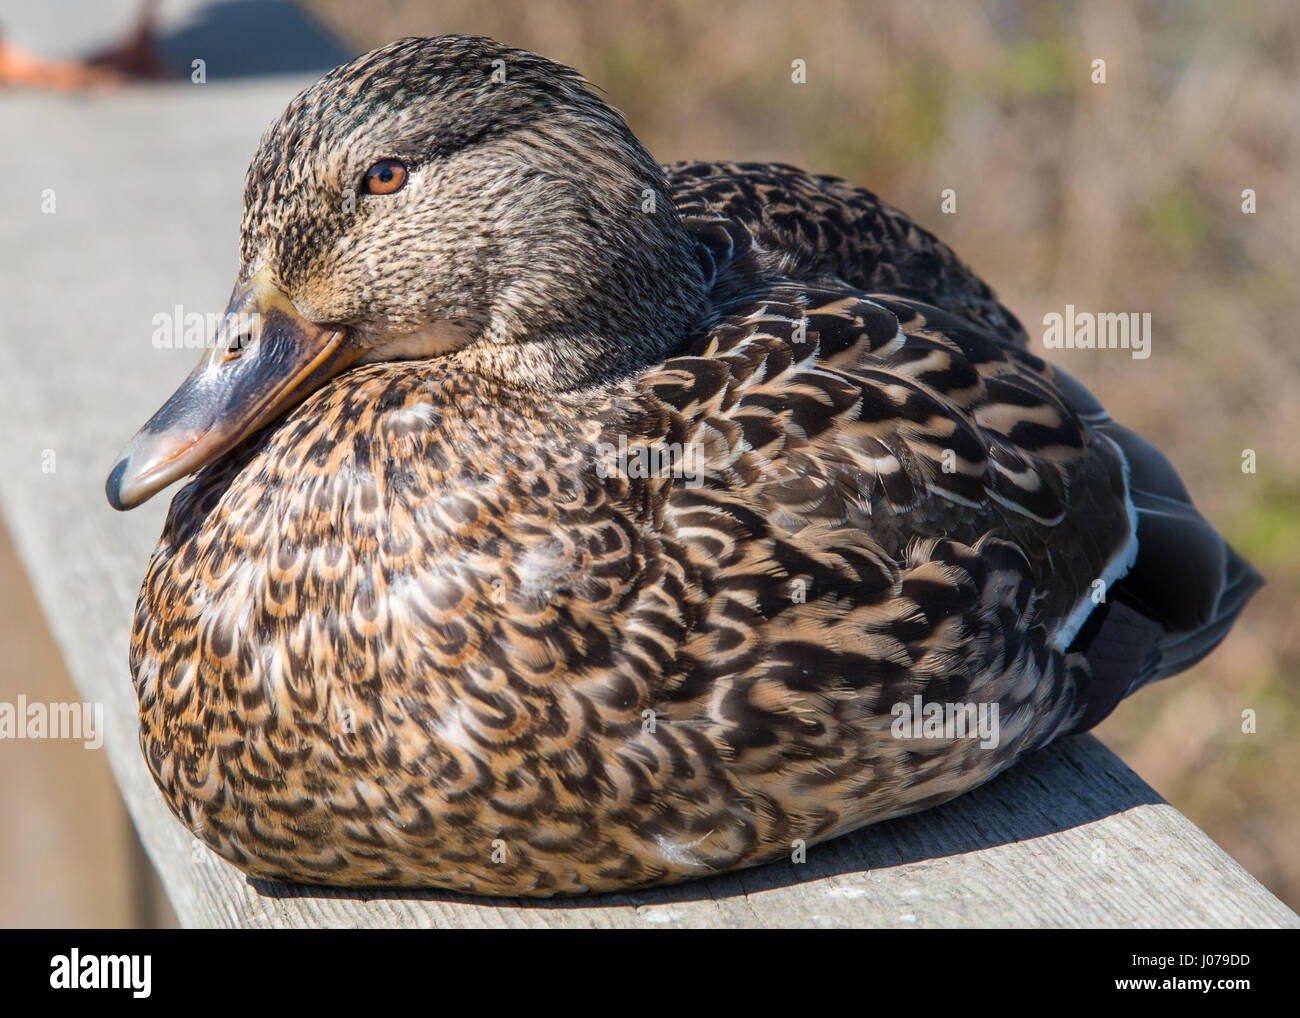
[1,0,1296,925]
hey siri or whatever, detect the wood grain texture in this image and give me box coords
[0,63,1294,930]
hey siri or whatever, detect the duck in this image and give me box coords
[105,35,1261,896]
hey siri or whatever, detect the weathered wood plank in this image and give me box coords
[0,25,1294,929]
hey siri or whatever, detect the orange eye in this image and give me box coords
[363,159,408,196]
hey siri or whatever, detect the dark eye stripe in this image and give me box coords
[364,159,408,196]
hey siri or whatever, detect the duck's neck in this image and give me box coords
[456,220,709,392]
[446,121,713,392]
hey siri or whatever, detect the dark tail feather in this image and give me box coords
[1066,420,1264,733]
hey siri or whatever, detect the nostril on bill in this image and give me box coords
[223,330,253,361]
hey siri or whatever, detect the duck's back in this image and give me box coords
[660,161,1259,705]
[668,160,1030,344]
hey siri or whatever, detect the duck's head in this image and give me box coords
[107,35,708,511]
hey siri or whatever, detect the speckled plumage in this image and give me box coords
[122,36,1259,895]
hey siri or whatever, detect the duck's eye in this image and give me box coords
[363,159,408,196]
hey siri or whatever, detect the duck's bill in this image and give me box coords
[106,271,357,511]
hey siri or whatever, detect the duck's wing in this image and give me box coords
[667,160,1029,346]
[620,281,1259,751]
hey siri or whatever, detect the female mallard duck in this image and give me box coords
[107,35,1260,896]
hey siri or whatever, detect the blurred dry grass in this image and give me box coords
[304,0,1300,909]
